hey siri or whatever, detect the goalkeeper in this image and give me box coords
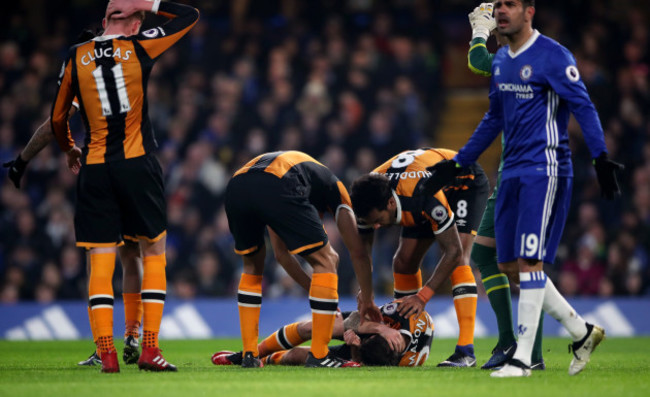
[465,2,545,371]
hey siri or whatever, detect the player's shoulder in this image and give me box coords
[535,33,574,59]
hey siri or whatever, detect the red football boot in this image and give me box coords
[138,347,178,372]
[211,351,243,365]
[101,350,120,373]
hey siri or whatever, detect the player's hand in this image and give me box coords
[106,0,153,19]
[378,327,405,353]
[357,291,382,324]
[344,329,361,347]
[66,146,82,175]
[593,153,624,200]
[3,155,29,189]
[420,159,463,197]
[396,295,426,319]
[468,3,496,41]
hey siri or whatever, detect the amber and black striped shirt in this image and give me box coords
[51,1,199,164]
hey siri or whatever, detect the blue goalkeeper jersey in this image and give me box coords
[455,30,608,179]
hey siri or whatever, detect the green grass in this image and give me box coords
[1,338,649,397]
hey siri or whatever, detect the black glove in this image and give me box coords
[420,159,463,197]
[593,153,623,200]
[3,155,29,189]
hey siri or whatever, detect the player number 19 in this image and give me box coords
[520,233,539,257]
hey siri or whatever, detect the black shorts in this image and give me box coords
[224,172,328,256]
[402,164,489,239]
[74,153,167,248]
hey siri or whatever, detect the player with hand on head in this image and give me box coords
[2,29,144,368]
[465,2,546,371]
[350,148,490,368]
[224,150,380,368]
[428,0,618,377]
[213,302,433,367]
[50,0,199,373]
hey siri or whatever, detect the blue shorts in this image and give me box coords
[494,175,572,264]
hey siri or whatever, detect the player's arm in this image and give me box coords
[110,0,200,60]
[398,201,462,318]
[267,226,311,292]
[545,47,623,199]
[467,3,496,76]
[3,106,76,188]
[343,311,405,352]
[336,206,382,323]
[454,80,504,167]
[50,55,81,174]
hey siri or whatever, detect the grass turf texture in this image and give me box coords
[1,337,649,397]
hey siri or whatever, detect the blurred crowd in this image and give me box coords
[0,0,648,303]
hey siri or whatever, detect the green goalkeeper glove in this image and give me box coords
[469,3,496,41]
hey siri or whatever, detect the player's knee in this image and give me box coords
[392,253,416,274]
[498,262,519,283]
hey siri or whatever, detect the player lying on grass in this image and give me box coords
[212,302,433,367]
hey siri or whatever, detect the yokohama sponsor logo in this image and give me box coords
[498,83,533,93]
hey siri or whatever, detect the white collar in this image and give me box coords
[508,29,540,58]
[392,190,402,225]
[93,34,121,42]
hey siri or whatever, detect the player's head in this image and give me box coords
[350,174,398,227]
[494,0,535,38]
[102,10,145,37]
[359,335,401,366]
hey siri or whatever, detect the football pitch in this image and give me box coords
[1,337,649,397]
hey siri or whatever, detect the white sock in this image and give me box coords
[542,278,588,341]
[512,271,546,367]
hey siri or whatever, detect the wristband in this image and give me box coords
[150,0,161,14]
[416,286,434,303]
[472,28,490,41]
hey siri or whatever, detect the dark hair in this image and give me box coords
[521,0,535,8]
[359,335,401,366]
[350,174,392,219]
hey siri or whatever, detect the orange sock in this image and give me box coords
[87,306,100,356]
[88,252,116,354]
[141,253,167,348]
[123,293,143,338]
[238,273,263,356]
[309,272,338,359]
[264,350,289,365]
[393,270,422,298]
[451,265,478,346]
[258,322,306,357]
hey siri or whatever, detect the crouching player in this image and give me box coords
[212,302,434,367]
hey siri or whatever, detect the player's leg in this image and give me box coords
[136,236,177,371]
[437,231,478,367]
[237,248,266,367]
[438,165,488,367]
[497,260,546,370]
[78,253,102,366]
[223,172,273,368]
[74,162,122,373]
[492,175,555,378]
[392,235,432,299]
[265,347,311,366]
[87,247,119,373]
[111,154,175,372]
[538,177,604,375]
[118,240,143,364]
[302,243,342,366]
[472,190,517,369]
